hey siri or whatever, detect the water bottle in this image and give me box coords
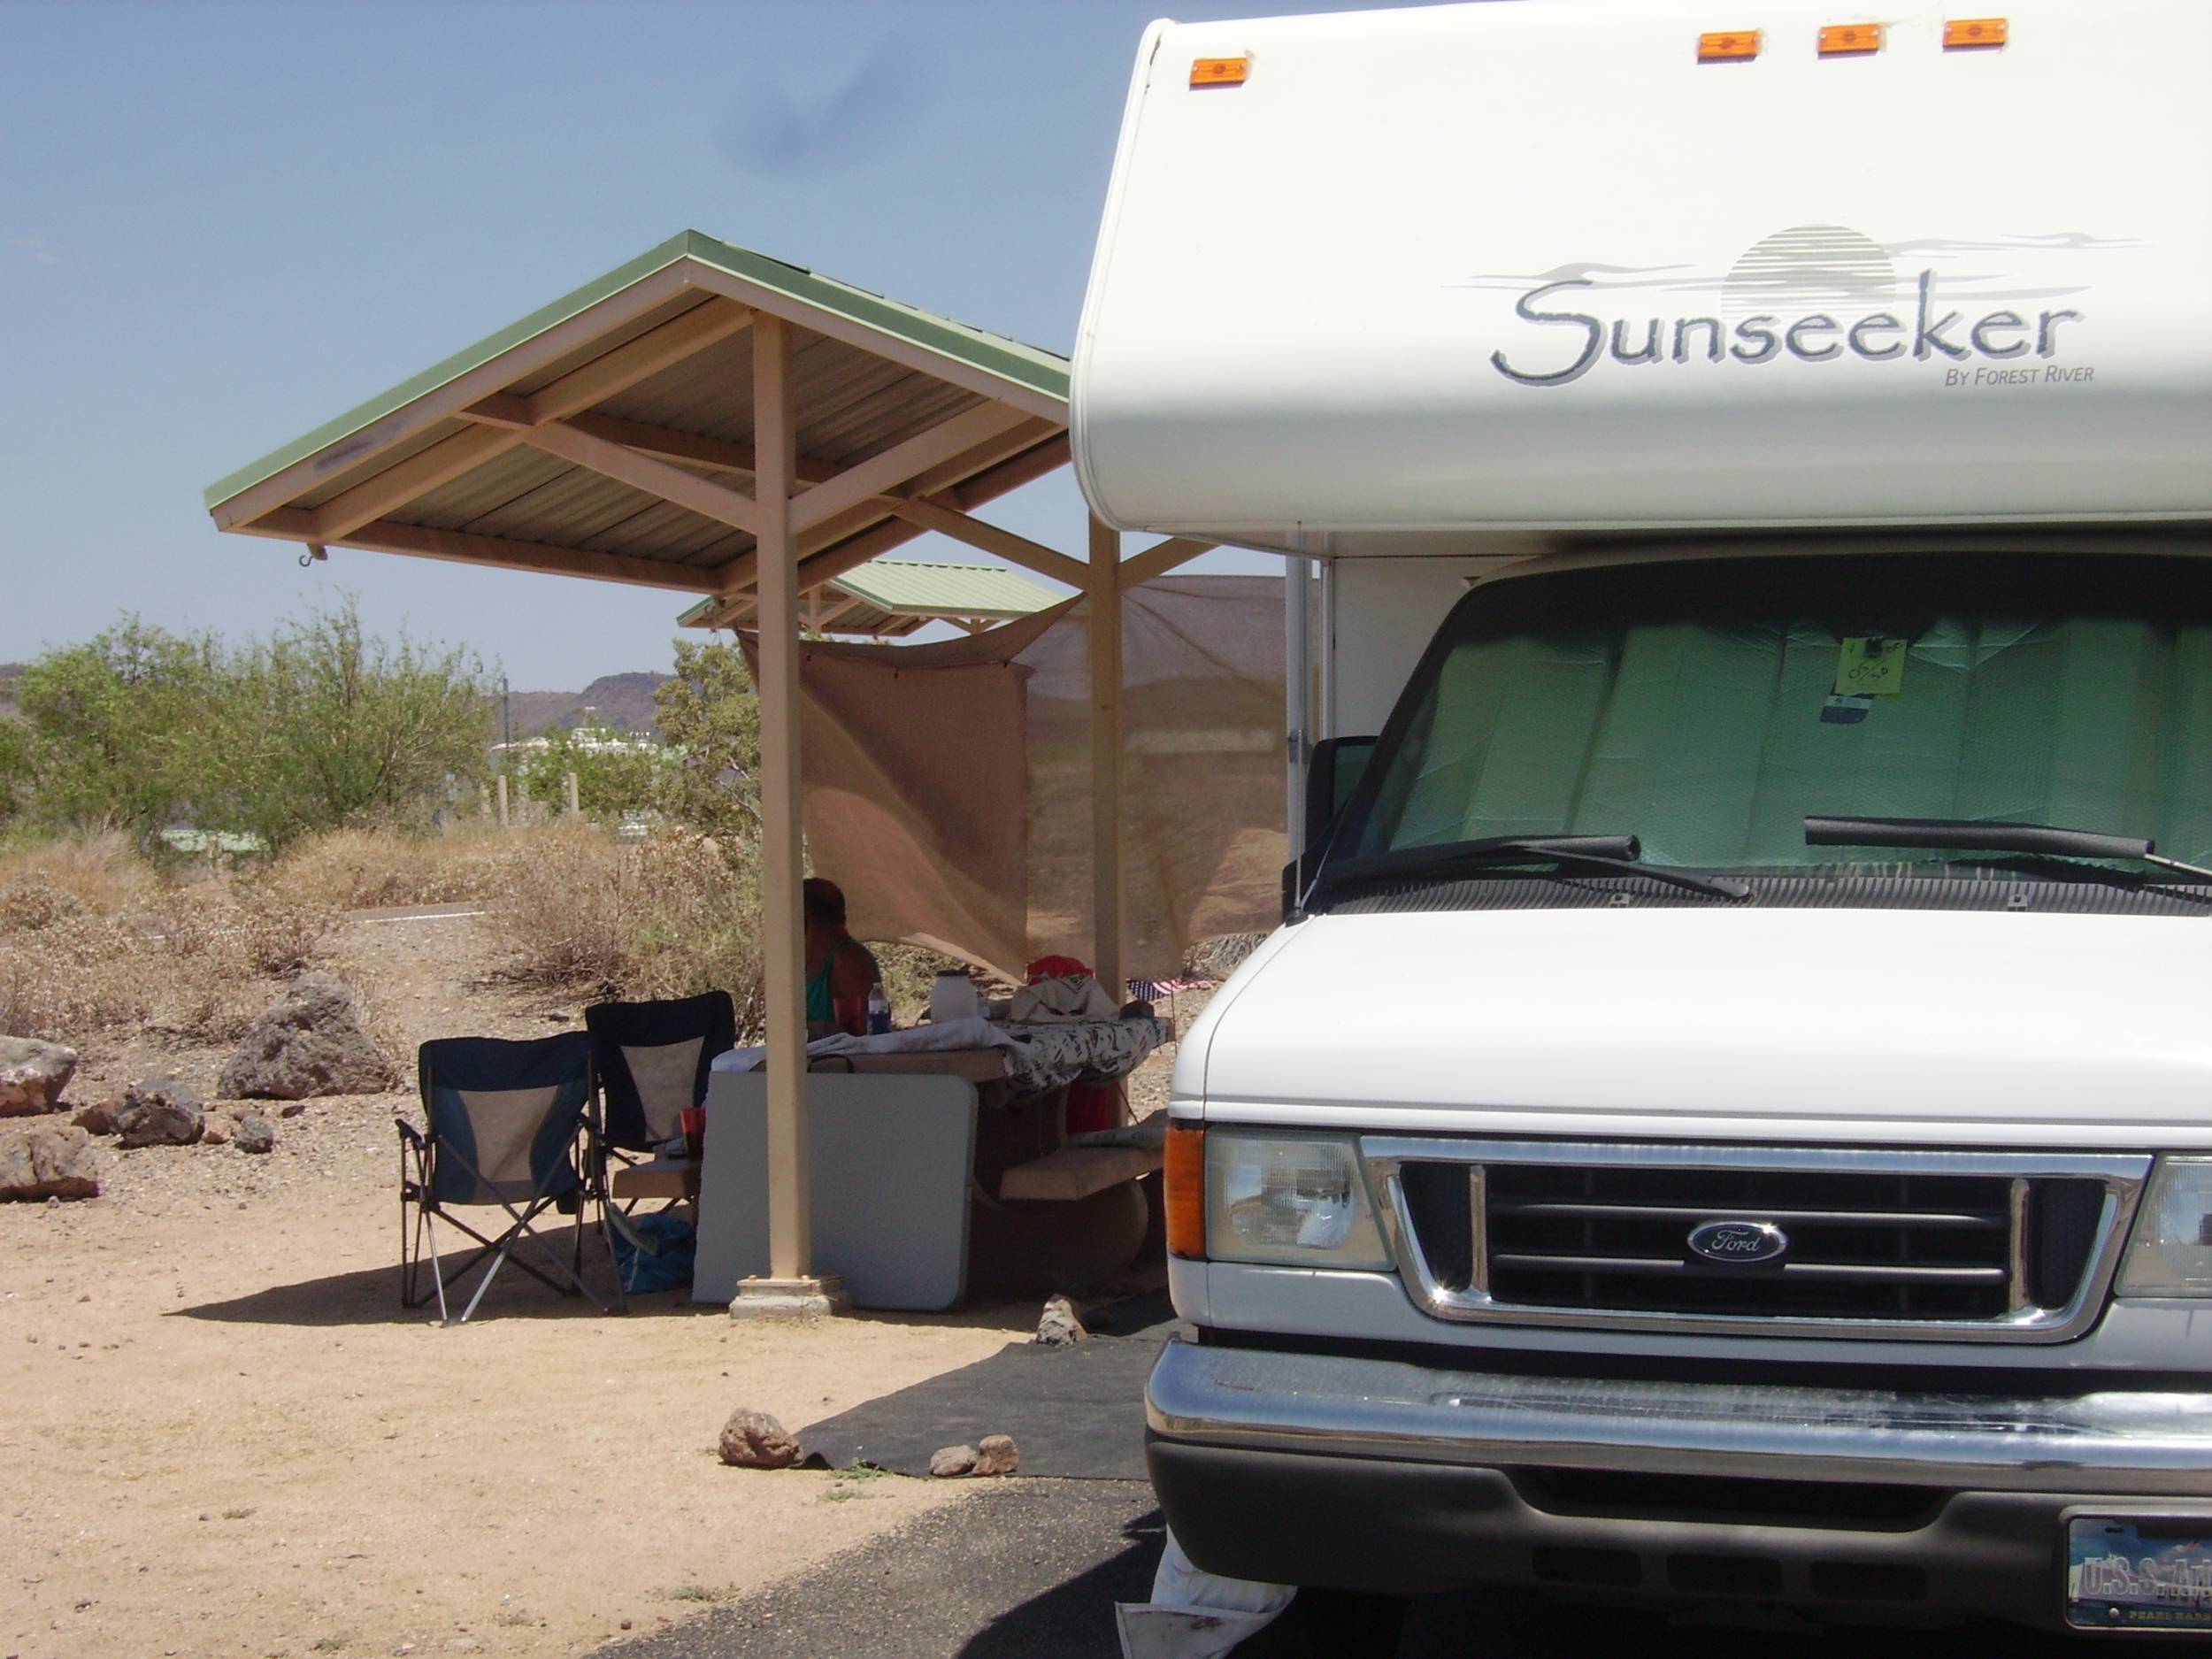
[866,984,892,1035]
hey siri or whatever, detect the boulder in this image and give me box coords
[928,1443,978,1479]
[233,1114,275,1156]
[717,1408,802,1469]
[1033,1294,1087,1346]
[198,1114,232,1147]
[114,1078,205,1148]
[973,1433,1019,1477]
[0,1037,77,1117]
[0,1122,99,1201]
[73,1100,122,1136]
[218,974,396,1101]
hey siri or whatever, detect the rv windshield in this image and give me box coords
[1339,549,2212,884]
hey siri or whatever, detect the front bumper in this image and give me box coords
[1146,1337,2212,1622]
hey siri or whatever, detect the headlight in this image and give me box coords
[1203,1129,1392,1270]
[2117,1157,2212,1296]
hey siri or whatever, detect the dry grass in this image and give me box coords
[482,823,767,1033]
[0,831,160,917]
[260,820,518,912]
[0,821,939,1053]
[0,842,339,1048]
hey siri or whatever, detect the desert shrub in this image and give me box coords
[0,837,338,1046]
[485,825,766,1034]
[0,894,150,1041]
[6,598,490,855]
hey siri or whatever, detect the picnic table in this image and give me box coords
[692,1016,1173,1307]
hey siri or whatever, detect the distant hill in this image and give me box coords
[502,672,664,738]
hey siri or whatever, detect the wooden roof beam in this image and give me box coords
[309,298,756,542]
[559,411,841,485]
[1118,535,1212,588]
[237,508,720,595]
[789,402,1036,534]
[886,497,1089,588]
[520,419,762,536]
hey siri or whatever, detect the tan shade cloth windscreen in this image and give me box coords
[743,574,1289,978]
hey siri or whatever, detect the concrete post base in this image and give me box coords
[728,1275,852,1321]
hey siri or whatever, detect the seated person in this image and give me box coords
[803,877,883,1037]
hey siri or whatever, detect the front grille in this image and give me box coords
[1374,1141,2144,1341]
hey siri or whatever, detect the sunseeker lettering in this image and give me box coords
[1490,270,2082,388]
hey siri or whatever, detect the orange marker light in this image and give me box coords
[1696,29,1761,61]
[1944,17,2008,48]
[1190,56,1249,88]
[1818,22,1884,53]
[1164,1122,1207,1258]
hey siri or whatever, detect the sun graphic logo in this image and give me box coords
[1721,224,1896,319]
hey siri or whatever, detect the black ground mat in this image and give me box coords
[798,1291,1177,1480]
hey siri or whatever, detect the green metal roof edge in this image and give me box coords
[204,229,1071,511]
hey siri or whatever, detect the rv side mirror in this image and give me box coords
[1304,736,1377,853]
[1286,736,1378,924]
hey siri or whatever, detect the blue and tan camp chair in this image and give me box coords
[399,1032,615,1325]
[584,991,735,1202]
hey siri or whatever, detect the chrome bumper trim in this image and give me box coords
[1148,1338,2212,1496]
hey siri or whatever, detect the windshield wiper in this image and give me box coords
[1319,833,1753,903]
[1804,816,2212,883]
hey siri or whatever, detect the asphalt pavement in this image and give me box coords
[600,1480,2116,1659]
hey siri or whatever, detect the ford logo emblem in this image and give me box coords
[1686,1220,1789,1265]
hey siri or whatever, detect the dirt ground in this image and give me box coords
[2,911,1197,1659]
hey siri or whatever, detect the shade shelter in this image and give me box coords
[204,231,1210,1305]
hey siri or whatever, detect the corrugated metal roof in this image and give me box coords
[678,557,1064,635]
[204,230,1069,511]
[834,558,1061,617]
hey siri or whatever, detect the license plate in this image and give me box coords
[2068,1517,2212,1632]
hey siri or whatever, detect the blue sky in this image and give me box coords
[0,0,1342,689]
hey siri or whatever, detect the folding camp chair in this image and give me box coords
[584,991,735,1209]
[399,1032,617,1325]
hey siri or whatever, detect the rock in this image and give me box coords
[279,1102,309,1118]
[233,1114,275,1155]
[73,1100,122,1136]
[115,1079,205,1148]
[1034,1294,1087,1346]
[973,1433,1019,1477]
[0,1122,99,1201]
[219,973,397,1101]
[198,1114,232,1147]
[717,1408,803,1469]
[0,1036,77,1116]
[928,1443,978,1478]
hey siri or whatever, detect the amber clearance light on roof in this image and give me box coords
[1944,17,2009,49]
[1696,29,1761,61]
[1817,22,1884,54]
[1190,56,1249,88]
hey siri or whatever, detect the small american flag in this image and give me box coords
[1127,976,1212,1002]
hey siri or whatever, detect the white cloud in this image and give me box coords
[10,234,60,265]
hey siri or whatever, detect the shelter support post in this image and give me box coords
[1087,517,1123,1001]
[734,311,847,1321]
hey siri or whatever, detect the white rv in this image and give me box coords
[1073,0,2212,1633]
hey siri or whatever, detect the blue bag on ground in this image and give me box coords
[611,1210,695,1294]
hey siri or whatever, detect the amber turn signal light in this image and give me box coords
[1818,22,1884,54]
[1944,17,2008,49]
[1190,56,1249,88]
[1696,29,1760,61]
[1164,1121,1206,1259]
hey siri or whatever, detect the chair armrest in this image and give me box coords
[396,1118,427,1150]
